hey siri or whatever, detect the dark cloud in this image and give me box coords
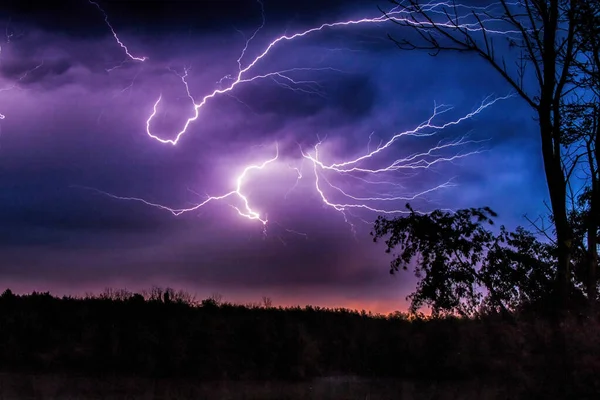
[0,0,549,312]
[229,72,376,120]
[0,198,167,235]
[1,0,380,36]
[0,57,72,84]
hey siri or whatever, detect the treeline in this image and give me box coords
[0,288,599,398]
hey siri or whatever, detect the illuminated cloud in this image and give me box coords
[0,0,548,310]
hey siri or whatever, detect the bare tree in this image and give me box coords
[562,0,600,300]
[383,0,585,307]
[209,292,223,306]
[262,296,273,308]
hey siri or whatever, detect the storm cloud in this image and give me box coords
[0,0,548,313]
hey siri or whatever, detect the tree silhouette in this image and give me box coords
[371,204,558,316]
[383,0,587,308]
[0,286,599,397]
[561,0,600,301]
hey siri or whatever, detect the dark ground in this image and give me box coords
[0,373,515,400]
[0,288,599,399]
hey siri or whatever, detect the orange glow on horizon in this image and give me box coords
[2,283,408,316]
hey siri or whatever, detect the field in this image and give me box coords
[0,374,514,400]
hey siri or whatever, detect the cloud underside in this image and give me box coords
[0,4,547,310]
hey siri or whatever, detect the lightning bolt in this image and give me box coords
[85,93,509,231]
[142,1,519,145]
[85,1,517,232]
[304,95,511,174]
[0,56,44,120]
[89,0,148,63]
[76,144,279,225]
[291,94,514,229]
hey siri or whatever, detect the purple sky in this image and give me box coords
[0,0,549,313]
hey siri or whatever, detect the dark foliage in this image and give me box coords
[0,288,599,398]
[371,204,565,317]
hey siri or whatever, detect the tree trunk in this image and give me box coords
[539,115,572,309]
[588,117,600,301]
[587,219,597,301]
[539,0,572,309]
[547,147,572,308]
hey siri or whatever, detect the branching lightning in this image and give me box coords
[77,144,279,225]
[139,1,518,146]
[87,0,517,233]
[89,0,148,63]
[0,52,44,120]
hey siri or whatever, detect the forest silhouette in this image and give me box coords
[1,0,600,398]
[0,286,599,398]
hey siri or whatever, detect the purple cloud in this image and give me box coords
[0,0,549,312]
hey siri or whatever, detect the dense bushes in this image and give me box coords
[0,288,599,397]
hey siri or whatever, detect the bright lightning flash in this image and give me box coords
[142,1,518,146]
[79,145,279,225]
[87,1,516,231]
[299,94,513,231]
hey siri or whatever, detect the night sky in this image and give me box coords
[0,0,548,313]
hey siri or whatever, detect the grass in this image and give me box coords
[0,373,516,400]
